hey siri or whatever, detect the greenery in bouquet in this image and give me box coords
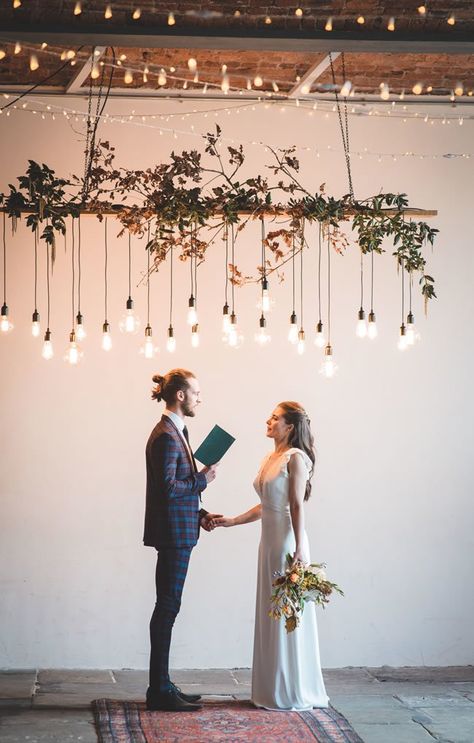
[270,553,343,633]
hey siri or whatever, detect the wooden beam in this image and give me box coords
[1,25,474,54]
[0,207,438,218]
[289,53,340,98]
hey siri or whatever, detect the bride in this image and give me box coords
[212,401,329,711]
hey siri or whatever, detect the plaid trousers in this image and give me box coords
[148,547,192,694]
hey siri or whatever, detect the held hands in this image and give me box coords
[200,513,223,532]
[209,516,235,528]
[201,463,219,484]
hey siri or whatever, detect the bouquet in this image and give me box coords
[270,553,343,633]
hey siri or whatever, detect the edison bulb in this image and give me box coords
[0,304,13,333]
[406,313,417,345]
[288,313,298,344]
[255,317,270,345]
[314,321,325,348]
[367,311,377,339]
[356,309,367,338]
[65,334,82,365]
[32,320,40,337]
[144,337,155,358]
[102,322,112,351]
[167,326,176,353]
[222,304,231,335]
[187,297,198,325]
[398,325,408,351]
[191,324,200,348]
[42,330,53,360]
[76,315,86,341]
[297,330,305,355]
[320,346,336,378]
[119,299,140,334]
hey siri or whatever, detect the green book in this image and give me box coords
[194,424,236,466]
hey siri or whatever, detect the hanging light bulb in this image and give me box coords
[221,73,230,93]
[166,325,176,352]
[168,11,175,25]
[141,324,156,359]
[158,68,167,86]
[222,302,231,335]
[0,303,13,333]
[13,0,22,7]
[447,14,456,25]
[124,69,133,84]
[255,315,271,345]
[367,311,378,339]
[261,278,271,312]
[42,329,53,360]
[75,311,86,340]
[228,312,239,347]
[191,323,200,348]
[356,308,367,338]
[187,295,198,325]
[132,7,141,20]
[31,309,40,337]
[288,311,298,344]
[65,330,82,365]
[91,60,100,79]
[104,4,112,19]
[398,323,408,351]
[74,1,82,15]
[325,16,333,31]
[30,54,39,71]
[102,321,112,351]
[320,344,337,378]
[406,312,417,345]
[417,5,427,15]
[412,81,423,95]
[188,57,197,71]
[297,329,305,355]
[314,320,325,348]
[14,41,22,54]
[119,297,140,333]
[387,16,395,31]
[379,82,390,100]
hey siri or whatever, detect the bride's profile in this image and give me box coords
[213,401,328,711]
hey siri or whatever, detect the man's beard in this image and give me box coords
[182,401,195,417]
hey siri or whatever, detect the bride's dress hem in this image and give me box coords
[251,698,330,712]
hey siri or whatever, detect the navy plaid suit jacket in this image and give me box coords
[143,415,208,549]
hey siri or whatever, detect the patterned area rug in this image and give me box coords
[91,698,364,743]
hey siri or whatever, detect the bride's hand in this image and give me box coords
[210,516,235,528]
[292,549,309,567]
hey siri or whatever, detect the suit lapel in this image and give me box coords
[161,415,196,472]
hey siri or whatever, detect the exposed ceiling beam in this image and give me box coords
[289,52,340,98]
[1,26,474,54]
[65,46,105,94]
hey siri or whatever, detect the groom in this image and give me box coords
[143,368,220,712]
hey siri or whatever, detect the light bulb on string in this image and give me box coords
[64,217,83,364]
[315,320,325,348]
[367,250,377,339]
[367,311,377,339]
[191,323,200,348]
[76,311,86,340]
[75,216,86,340]
[255,315,271,345]
[132,7,141,20]
[406,271,419,345]
[140,222,157,359]
[288,311,298,343]
[228,313,239,348]
[297,329,305,355]
[356,253,367,338]
[101,218,112,351]
[258,218,273,312]
[320,344,337,378]
[74,1,82,15]
[398,323,408,351]
[31,310,40,337]
[119,233,140,333]
[42,328,54,360]
[222,303,231,335]
[141,324,157,359]
[102,321,112,351]
[1,213,13,333]
[259,277,273,312]
[166,325,176,353]
[65,330,82,365]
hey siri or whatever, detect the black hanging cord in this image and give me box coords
[400,259,405,323]
[329,52,354,200]
[360,252,364,309]
[34,225,38,312]
[189,224,194,298]
[77,215,82,314]
[261,216,267,282]
[300,221,305,330]
[147,223,151,326]
[370,250,374,313]
[409,269,413,313]
[193,223,198,309]
[327,229,331,344]
[231,224,236,313]
[317,222,323,323]
[128,231,132,298]
[71,216,75,329]
[224,221,229,305]
[104,218,108,322]
[2,212,6,304]
[291,232,296,314]
[169,243,173,326]
[46,237,51,331]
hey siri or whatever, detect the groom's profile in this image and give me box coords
[143,368,220,711]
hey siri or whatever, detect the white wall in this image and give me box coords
[1,96,473,670]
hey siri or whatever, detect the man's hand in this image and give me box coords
[201,463,219,484]
[200,512,223,532]
[210,516,235,528]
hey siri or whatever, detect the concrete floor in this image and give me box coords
[1,666,473,743]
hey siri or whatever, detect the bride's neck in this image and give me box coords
[274,440,290,454]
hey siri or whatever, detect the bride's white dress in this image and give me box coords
[251,447,329,711]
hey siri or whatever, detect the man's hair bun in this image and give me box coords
[151,374,164,401]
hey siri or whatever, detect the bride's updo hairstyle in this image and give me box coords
[151,368,195,404]
[278,401,315,501]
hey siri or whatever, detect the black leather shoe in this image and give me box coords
[171,682,202,703]
[146,689,201,712]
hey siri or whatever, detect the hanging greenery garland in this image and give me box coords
[0,126,437,308]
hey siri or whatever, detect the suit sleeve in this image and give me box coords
[151,432,207,500]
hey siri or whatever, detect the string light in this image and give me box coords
[265,16,272,25]
[455,82,464,96]
[357,15,365,24]
[132,7,141,20]
[74,2,82,15]
[158,69,167,86]
[104,4,112,19]
[13,0,21,8]
[168,12,175,26]
[295,8,303,17]
[380,82,390,100]
[417,5,427,16]
[14,42,22,55]
[29,54,39,71]
[124,69,133,85]
[387,17,395,31]
[0,50,6,61]
[188,58,197,72]
[412,82,423,95]
[447,14,456,25]
[340,80,352,97]
[325,17,333,31]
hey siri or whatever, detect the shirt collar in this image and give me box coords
[163,409,185,432]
